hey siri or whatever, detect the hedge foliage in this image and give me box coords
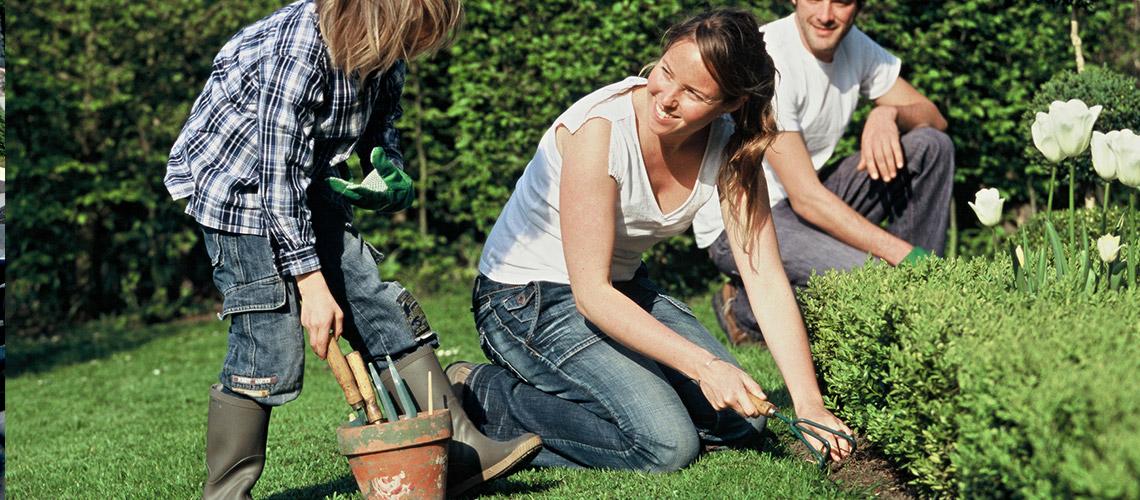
[800,257,1140,497]
[8,0,1138,332]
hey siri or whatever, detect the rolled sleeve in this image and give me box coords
[377,63,407,172]
[355,62,408,174]
[257,54,326,276]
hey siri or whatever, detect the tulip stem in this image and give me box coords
[992,227,1000,260]
[1129,192,1136,247]
[1046,165,1057,218]
[1068,161,1076,248]
[1101,182,1111,235]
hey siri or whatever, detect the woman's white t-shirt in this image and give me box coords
[479,77,734,285]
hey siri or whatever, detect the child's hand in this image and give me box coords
[327,148,415,213]
[296,270,344,359]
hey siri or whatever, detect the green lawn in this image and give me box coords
[8,286,872,499]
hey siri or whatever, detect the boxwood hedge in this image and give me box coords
[800,257,1140,497]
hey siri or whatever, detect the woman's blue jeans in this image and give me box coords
[465,269,766,471]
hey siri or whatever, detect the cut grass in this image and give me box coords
[8,284,871,499]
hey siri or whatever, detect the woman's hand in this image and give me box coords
[795,404,854,463]
[695,358,769,418]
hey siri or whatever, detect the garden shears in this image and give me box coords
[749,394,857,469]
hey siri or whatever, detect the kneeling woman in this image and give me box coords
[452,8,851,471]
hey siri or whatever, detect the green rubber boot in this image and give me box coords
[380,345,542,497]
[203,385,271,500]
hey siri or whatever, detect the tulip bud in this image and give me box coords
[1015,245,1025,267]
[968,188,1005,227]
[1097,234,1121,263]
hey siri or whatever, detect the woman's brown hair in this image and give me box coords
[662,8,778,252]
[317,0,463,79]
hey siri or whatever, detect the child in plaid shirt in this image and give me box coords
[166,1,539,497]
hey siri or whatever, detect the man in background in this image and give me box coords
[693,0,954,344]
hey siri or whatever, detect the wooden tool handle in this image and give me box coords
[346,351,385,424]
[748,394,779,418]
[326,340,364,410]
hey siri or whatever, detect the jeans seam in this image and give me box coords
[658,294,696,319]
[478,326,531,384]
[547,359,676,465]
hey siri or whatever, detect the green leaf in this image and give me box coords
[1045,220,1069,278]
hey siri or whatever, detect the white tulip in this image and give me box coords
[1015,245,1025,267]
[1032,112,1065,163]
[1091,131,1117,181]
[1105,130,1140,189]
[1031,99,1103,163]
[968,188,1005,227]
[1091,129,1140,187]
[1097,234,1121,263]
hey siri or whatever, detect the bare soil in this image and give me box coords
[780,432,919,499]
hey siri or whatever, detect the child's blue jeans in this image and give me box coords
[201,197,435,406]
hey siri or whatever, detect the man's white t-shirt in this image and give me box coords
[691,14,901,248]
[479,77,733,285]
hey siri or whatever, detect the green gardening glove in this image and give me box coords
[327,147,415,213]
[899,246,933,266]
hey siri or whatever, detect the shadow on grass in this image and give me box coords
[263,474,558,499]
[7,314,216,378]
[460,477,560,498]
[264,474,357,499]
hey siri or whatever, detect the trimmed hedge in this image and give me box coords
[800,257,1140,497]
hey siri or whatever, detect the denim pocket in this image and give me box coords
[219,276,288,320]
[501,283,538,324]
[205,228,289,320]
[489,282,539,343]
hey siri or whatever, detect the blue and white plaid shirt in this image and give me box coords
[165,0,406,276]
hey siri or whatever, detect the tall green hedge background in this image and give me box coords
[8,0,1139,334]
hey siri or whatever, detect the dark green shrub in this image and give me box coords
[8,0,283,333]
[801,258,1140,497]
[8,0,1139,333]
[1016,205,1134,251]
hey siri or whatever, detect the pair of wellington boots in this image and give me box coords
[378,344,543,496]
[202,346,542,499]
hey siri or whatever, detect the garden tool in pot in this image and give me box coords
[325,341,384,424]
[378,344,543,497]
[748,394,856,469]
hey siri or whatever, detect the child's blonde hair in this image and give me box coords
[318,0,463,79]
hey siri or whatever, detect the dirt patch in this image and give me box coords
[828,446,917,499]
[780,433,918,499]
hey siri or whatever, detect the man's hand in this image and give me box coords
[327,147,415,212]
[857,106,904,182]
[295,270,343,359]
[899,246,932,266]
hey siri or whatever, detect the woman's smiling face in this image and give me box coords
[644,39,741,139]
